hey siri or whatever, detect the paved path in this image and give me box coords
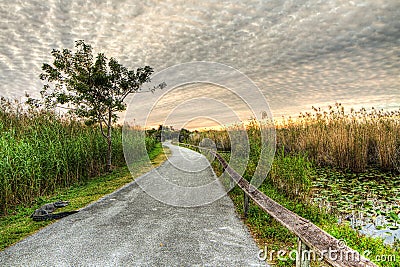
[0,142,267,266]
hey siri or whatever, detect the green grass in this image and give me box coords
[228,182,399,266]
[185,108,399,266]
[211,152,399,266]
[0,143,170,251]
[0,99,160,215]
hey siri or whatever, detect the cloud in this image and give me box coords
[0,0,398,127]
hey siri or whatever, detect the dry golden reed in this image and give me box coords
[277,103,400,172]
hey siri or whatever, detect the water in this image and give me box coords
[312,167,400,245]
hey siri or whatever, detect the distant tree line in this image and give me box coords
[146,125,191,143]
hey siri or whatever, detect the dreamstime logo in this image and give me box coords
[257,240,387,263]
[122,62,276,207]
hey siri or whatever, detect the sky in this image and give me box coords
[0,0,399,129]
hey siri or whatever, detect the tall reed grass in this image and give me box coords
[189,120,311,202]
[185,105,399,201]
[187,120,296,199]
[0,99,157,215]
[278,104,400,172]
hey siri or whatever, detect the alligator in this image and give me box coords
[31,201,79,221]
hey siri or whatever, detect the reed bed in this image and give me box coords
[0,99,156,215]
[187,119,311,201]
[189,128,231,151]
[277,103,400,172]
[185,104,399,201]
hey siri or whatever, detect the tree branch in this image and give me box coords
[99,120,108,139]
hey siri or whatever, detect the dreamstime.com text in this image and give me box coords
[257,246,396,263]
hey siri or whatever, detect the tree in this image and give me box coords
[179,128,191,143]
[34,40,166,171]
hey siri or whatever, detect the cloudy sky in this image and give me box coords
[0,0,399,128]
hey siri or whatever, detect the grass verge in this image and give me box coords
[211,153,399,267]
[227,176,399,267]
[0,143,170,251]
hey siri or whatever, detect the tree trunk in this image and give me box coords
[106,109,112,172]
[106,135,112,172]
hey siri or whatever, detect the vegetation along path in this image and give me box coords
[0,142,266,266]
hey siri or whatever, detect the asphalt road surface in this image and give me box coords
[0,142,267,267]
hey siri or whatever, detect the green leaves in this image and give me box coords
[37,40,159,124]
[33,40,165,171]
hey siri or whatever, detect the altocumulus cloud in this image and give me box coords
[0,0,399,126]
